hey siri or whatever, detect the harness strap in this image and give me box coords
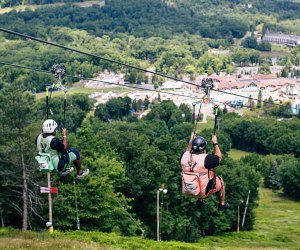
[188,153,197,172]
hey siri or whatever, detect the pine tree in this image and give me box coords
[266,163,281,190]
[257,89,263,108]
[223,105,228,115]
[157,93,161,102]
[132,98,138,112]
[144,95,150,109]
[0,81,39,231]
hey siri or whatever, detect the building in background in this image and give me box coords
[262,31,300,47]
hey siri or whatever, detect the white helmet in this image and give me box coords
[42,119,58,133]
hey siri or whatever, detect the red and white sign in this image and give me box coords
[40,187,58,194]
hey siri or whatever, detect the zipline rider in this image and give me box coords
[181,133,229,211]
[36,119,89,179]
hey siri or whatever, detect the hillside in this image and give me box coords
[1,187,299,249]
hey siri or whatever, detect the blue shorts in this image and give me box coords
[67,148,80,162]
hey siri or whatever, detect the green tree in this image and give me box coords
[257,89,263,108]
[242,36,258,49]
[259,63,271,74]
[223,105,228,115]
[265,162,281,190]
[0,81,39,231]
[144,96,150,109]
[279,157,300,199]
[95,103,109,122]
[70,93,94,112]
[145,100,178,128]
[179,103,193,123]
[257,41,271,51]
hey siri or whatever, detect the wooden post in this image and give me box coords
[47,172,53,234]
[242,190,251,229]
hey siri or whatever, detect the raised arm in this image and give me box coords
[186,132,195,152]
[61,128,68,152]
[212,135,222,161]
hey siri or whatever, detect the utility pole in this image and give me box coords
[242,190,251,229]
[156,184,168,241]
[47,173,53,234]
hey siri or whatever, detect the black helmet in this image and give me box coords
[192,136,207,152]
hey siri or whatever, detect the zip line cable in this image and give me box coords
[0,61,297,112]
[0,28,200,88]
[0,27,298,111]
[0,61,203,100]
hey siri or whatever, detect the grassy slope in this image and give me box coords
[195,116,215,133]
[228,148,252,160]
[198,188,300,250]
[1,187,299,249]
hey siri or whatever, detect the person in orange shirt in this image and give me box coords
[181,134,229,211]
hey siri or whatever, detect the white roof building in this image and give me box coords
[262,32,300,46]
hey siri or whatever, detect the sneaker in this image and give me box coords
[76,169,90,180]
[218,202,230,211]
[196,199,205,209]
[60,167,74,177]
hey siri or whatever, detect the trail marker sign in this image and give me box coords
[40,187,58,194]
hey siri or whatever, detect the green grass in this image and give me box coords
[198,188,300,249]
[1,188,300,249]
[260,44,291,58]
[228,148,252,160]
[195,116,215,133]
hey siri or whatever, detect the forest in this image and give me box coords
[0,0,248,39]
[0,0,300,243]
